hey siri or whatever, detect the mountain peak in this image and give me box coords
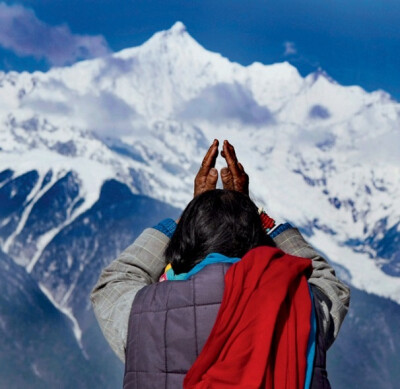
[169,21,187,34]
[134,20,212,68]
[309,68,337,84]
[142,20,196,50]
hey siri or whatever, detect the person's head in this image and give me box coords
[165,189,275,274]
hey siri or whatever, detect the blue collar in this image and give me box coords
[168,253,240,281]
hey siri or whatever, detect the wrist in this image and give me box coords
[269,222,293,239]
[152,218,177,239]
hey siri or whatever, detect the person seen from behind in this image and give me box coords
[91,139,350,388]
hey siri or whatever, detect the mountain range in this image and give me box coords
[0,22,399,388]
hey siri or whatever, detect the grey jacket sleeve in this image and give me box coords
[91,224,350,361]
[273,227,350,348]
[90,228,169,362]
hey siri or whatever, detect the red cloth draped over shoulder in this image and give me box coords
[183,246,313,389]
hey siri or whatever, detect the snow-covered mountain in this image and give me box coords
[1,21,399,300]
[1,21,400,388]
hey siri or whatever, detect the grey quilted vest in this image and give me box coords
[123,263,331,389]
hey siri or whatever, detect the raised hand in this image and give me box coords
[220,140,249,195]
[194,139,219,197]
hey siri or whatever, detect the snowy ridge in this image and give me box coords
[309,231,400,303]
[0,22,400,309]
[38,282,86,355]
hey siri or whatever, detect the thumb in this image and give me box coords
[205,168,218,189]
[220,167,234,190]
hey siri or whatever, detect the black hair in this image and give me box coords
[165,189,275,274]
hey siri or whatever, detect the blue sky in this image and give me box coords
[1,0,400,99]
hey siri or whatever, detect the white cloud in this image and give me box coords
[0,2,110,66]
[20,78,144,137]
[283,41,297,56]
[178,83,274,126]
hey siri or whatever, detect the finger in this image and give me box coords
[222,140,240,177]
[195,139,218,184]
[226,141,238,162]
[237,162,245,173]
[205,168,218,191]
[220,167,234,190]
[194,140,219,197]
[209,141,218,168]
[199,139,219,172]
